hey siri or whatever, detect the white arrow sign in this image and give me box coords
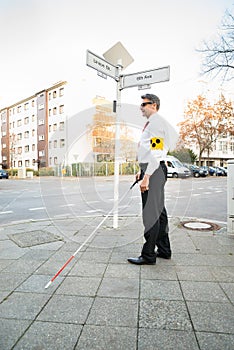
[121,66,170,89]
[86,50,117,80]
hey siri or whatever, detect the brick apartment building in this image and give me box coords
[0,81,67,171]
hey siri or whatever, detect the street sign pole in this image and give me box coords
[113,62,122,228]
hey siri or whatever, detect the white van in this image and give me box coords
[165,156,191,178]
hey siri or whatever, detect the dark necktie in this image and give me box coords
[142,121,149,132]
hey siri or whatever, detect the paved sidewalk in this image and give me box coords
[0,215,234,350]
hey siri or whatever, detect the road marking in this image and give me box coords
[86,201,100,204]
[0,211,13,215]
[28,207,46,211]
[86,209,103,213]
[59,204,75,207]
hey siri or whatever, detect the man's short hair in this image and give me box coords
[141,93,160,110]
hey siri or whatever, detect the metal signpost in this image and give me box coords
[86,42,170,228]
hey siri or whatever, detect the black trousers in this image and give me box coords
[140,162,171,262]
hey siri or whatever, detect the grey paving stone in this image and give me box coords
[34,257,77,276]
[55,276,101,296]
[138,329,199,350]
[2,259,43,274]
[141,265,177,280]
[0,290,11,303]
[139,300,192,330]
[97,277,139,298]
[79,250,112,263]
[220,282,234,303]
[211,266,234,282]
[0,292,51,320]
[0,318,31,350]
[140,280,184,300]
[176,266,215,281]
[0,240,28,259]
[0,273,29,291]
[0,259,15,272]
[104,263,140,279]
[172,253,207,266]
[13,321,82,350]
[203,254,234,267]
[69,261,107,277]
[109,251,131,264]
[187,301,234,333]
[196,331,234,350]
[16,274,64,294]
[37,295,93,324]
[20,249,55,261]
[180,281,229,302]
[87,297,138,327]
[75,325,137,350]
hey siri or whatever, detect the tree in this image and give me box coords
[198,9,234,81]
[178,94,233,165]
[169,147,197,164]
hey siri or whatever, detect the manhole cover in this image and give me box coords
[181,221,221,231]
[184,222,211,229]
[8,230,63,248]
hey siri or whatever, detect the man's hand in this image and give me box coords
[140,174,150,193]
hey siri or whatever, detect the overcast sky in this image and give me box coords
[0,0,233,127]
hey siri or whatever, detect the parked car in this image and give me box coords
[0,169,9,179]
[187,165,208,178]
[200,166,216,176]
[165,156,191,178]
[214,166,226,176]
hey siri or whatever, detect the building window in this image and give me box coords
[24,117,29,124]
[49,125,52,132]
[17,119,22,127]
[49,141,52,149]
[32,144,35,151]
[59,87,64,96]
[59,105,64,114]
[49,109,52,116]
[18,147,22,154]
[2,143,6,148]
[32,129,35,136]
[18,161,22,167]
[54,140,57,148]
[54,157,58,164]
[32,100,35,107]
[53,90,57,98]
[53,107,57,115]
[53,123,57,131]
[2,131,6,136]
[49,157,52,165]
[25,160,30,167]
[60,139,65,148]
[39,134,45,141]
[49,92,52,100]
[38,119,45,125]
[25,145,29,152]
[17,106,22,113]
[32,114,35,122]
[24,131,29,138]
[38,103,44,110]
[39,150,45,156]
[24,103,29,110]
[17,133,22,140]
[59,122,64,131]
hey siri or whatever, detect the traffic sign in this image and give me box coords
[86,50,117,80]
[121,66,170,89]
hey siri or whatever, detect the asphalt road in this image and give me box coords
[0,175,227,226]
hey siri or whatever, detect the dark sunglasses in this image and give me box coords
[141,102,154,107]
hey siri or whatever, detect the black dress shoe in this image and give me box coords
[127,256,156,265]
[156,251,171,259]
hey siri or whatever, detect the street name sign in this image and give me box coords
[121,66,170,89]
[86,50,117,80]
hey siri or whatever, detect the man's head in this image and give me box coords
[140,93,160,118]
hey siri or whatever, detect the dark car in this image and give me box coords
[214,166,227,176]
[187,165,208,178]
[0,169,9,179]
[200,166,216,176]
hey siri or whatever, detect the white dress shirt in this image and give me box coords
[137,112,172,175]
